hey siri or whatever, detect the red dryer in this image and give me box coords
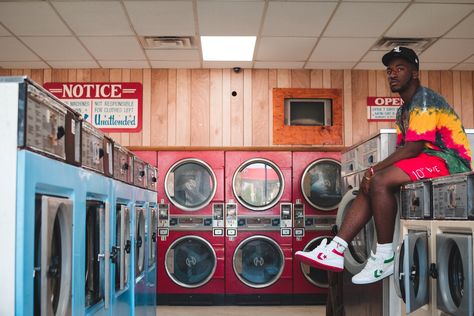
[225,151,292,217]
[291,151,342,304]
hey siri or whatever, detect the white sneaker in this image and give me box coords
[352,251,394,284]
[295,238,344,272]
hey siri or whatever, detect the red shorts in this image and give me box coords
[394,152,450,182]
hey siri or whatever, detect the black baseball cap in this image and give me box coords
[382,46,419,70]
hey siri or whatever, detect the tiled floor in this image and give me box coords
[156,305,326,316]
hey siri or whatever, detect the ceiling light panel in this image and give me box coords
[262,2,336,37]
[53,1,133,36]
[324,2,408,37]
[0,2,70,36]
[124,1,195,36]
[201,36,256,61]
[198,1,264,35]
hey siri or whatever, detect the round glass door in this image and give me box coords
[233,158,284,211]
[301,159,342,210]
[165,236,217,288]
[165,159,217,211]
[301,237,333,288]
[233,236,284,288]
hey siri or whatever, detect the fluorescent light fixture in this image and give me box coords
[201,36,256,61]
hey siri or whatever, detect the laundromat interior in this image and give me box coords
[1,1,474,316]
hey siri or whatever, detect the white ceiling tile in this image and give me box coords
[150,61,201,68]
[386,3,474,38]
[262,2,336,37]
[257,37,317,61]
[124,1,195,36]
[146,49,200,61]
[80,37,146,60]
[362,50,387,63]
[445,12,474,39]
[254,61,304,69]
[198,1,264,35]
[324,2,408,37]
[465,55,474,63]
[0,2,70,36]
[99,60,150,69]
[415,0,474,3]
[453,63,474,71]
[21,37,92,61]
[420,63,457,70]
[310,37,377,62]
[0,25,11,36]
[53,1,133,36]
[0,37,39,61]
[48,61,100,69]
[0,61,48,69]
[420,39,474,62]
[202,61,252,68]
[305,62,355,69]
[354,62,385,70]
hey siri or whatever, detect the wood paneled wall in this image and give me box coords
[1,68,473,147]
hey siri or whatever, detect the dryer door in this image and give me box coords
[336,187,376,274]
[165,159,217,211]
[115,204,130,291]
[301,159,342,211]
[301,236,334,288]
[233,235,284,288]
[165,235,217,288]
[37,195,73,316]
[436,233,473,315]
[394,232,429,314]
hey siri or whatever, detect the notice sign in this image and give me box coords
[367,96,403,122]
[44,82,142,132]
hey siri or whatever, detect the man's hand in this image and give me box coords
[360,170,372,194]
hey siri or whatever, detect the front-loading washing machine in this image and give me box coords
[156,204,225,305]
[158,151,224,216]
[225,151,292,217]
[225,204,293,304]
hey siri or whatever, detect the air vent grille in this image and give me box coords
[373,37,435,52]
[140,36,194,49]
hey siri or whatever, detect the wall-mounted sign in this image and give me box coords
[44,82,142,132]
[367,96,403,122]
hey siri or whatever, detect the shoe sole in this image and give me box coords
[352,270,394,284]
[295,253,343,272]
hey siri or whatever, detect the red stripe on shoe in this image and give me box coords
[295,253,343,272]
[332,249,344,257]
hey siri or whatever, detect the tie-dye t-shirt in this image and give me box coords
[395,86,472,174]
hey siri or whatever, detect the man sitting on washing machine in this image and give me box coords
[296,46,473,284]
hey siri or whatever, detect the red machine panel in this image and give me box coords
[225,151,292,216]
[158,151,224,216]
[292,151,342,216]
[133,150,157,166]
[225,229,293,299]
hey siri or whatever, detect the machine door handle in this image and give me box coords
[98,148,104,159]
[97,253,105,262]
[122,162,129,171]
[136,236,142,248]
[152,232,157,243]
[124,240,131,254]
[110,246,119,264]
[139,170,145,177]
[56,126,65,140]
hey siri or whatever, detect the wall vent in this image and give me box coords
[373,37,435,52]
[140,36,194,49]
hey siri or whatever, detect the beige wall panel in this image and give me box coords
[352,70,370,144]
[108,69,123,143]
[51,69,68,82]
[142,69,152,146]
[277,69,290,88]
[210,69,223,147]
[343,70,352,147]
[150,69,168,146]
[368,70,378,136]
[230,70,244,146]
[291,70,310,88]
[176,69,191,146]
[31,69,44,85]
[0,69,11,76]
[453,71,462,118]
[91,69,109,82]
[76,69,91,82]
[428,71,441,94]
[440,71,454,106]
[268,69,277,146]
[191,69,210,146]
[322,69,331,89]
[310,70,323,89]
[167,69,177,146]
[243,69,253,146]
[44,69,52,83]
[252,69,269,145]
[68,69,77,82]
[222,69,231,146]
[120,69,131,146]
[376,70,394,130]
[460,71,473,127]
[129,69,143,146]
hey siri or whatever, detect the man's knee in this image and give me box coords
[369,169,406,192]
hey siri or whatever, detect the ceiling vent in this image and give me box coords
[373,37,435,52]
[140,36,194,49]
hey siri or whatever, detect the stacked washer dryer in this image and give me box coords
[339,129,401,316]
[224,151,293,304]
[156,151,225,304]
[291,151,342,304]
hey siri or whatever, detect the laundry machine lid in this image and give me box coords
[301,236,333,288]
[165,158,217,211]
[394,231,429,314]
[232,158,284,211]
[436,233,473,315]
[336,187,377,275]
[301,159,342,211]
[165,235,217,288]
[233,235,284,288]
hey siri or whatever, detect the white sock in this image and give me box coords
[375,243,393,258]
[329,236,348,253]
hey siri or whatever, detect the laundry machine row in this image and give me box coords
[154,150,343,304]
[0,76,158,316]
